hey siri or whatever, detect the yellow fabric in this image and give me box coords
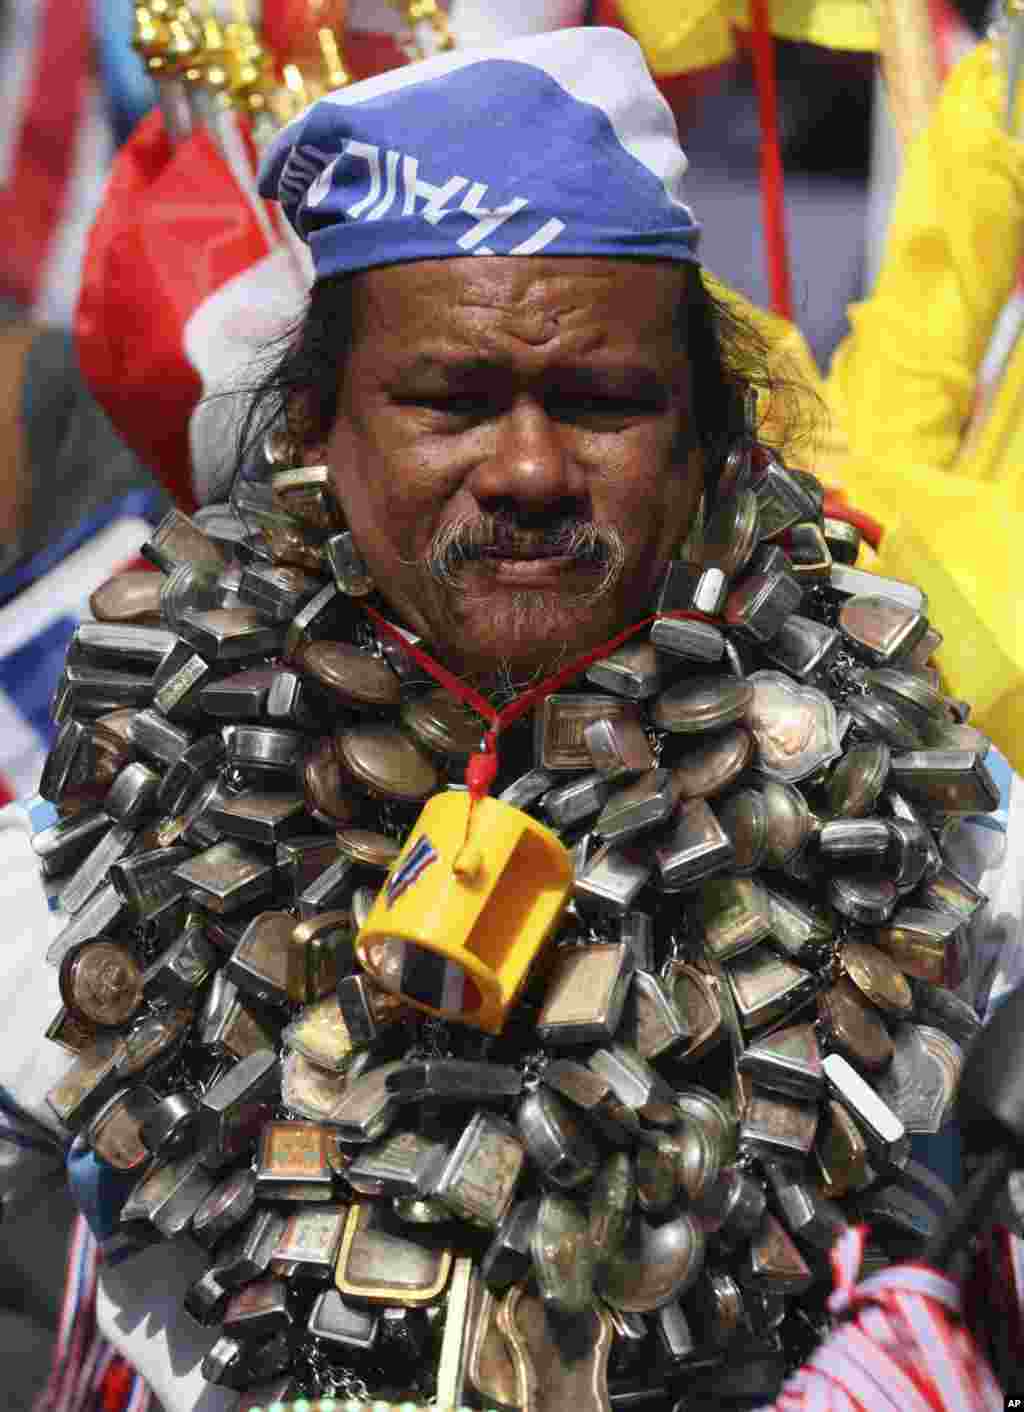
[838,460,1024,766]
[615,0,879,75]
[819,39,1024,771]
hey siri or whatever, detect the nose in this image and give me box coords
[466,395,587,516]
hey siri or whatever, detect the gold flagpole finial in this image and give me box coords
[133,4,170,70]
[318,27,351,89]
[392,0,454,61]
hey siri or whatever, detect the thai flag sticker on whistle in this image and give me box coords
[386,834,439,908]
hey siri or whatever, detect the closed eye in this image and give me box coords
[427,396,487,414]
[396,394,664,418]
[394,394,490,416]
[547,396,664,419]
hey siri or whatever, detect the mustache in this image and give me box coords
[419,514,627,603]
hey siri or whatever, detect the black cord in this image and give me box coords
[922,1145,1016,1271]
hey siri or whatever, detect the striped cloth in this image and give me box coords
[33,1214,151,1412]
[0,493,163,808]
[0,0,106,323]
[755,1225,1003,1412]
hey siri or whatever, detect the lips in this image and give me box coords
[486,554,582,585]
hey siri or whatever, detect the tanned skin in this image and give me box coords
[315,256,705,688]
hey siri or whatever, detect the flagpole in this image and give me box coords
[875,0,941,150]
[748,0,793,322]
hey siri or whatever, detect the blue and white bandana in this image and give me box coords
[258,26,700,279]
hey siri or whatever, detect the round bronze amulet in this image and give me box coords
[293,640,402,709]
[841,942,913,1019]
[670,1121,719,1203]
[59,940,145,1030]
[302,737,359,827]
[845,694,923,752]
[636,1137,679,1214]
[89,571,163,624]
[865,667,947,723]
[159,562,221,629]
[761,780,813,867]
[91,726,137,791]
[335,828,401,871]
[600,1211,706,1313]
[818,978,894,1073]
[93,709,139,750]
[667,725,754,802]
[697,489,760,579]
[673,1086,735,1165]
[401,689,486,761]
[829,873,898,925]
[699,1271,746,1347]
[826,740,891,819]
[652,676,754,735]
[335,722,440,803]
[716,788,768,874]
[589,1152,634,1263]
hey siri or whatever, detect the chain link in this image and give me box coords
[332,1368,371,1401]
[519,1047,549,1092]
[647,727,667,765]
[293,1341,371,1400]
[803,584,840,629]
[664,928,687,965]
[376,800,420,842]
[356,619,380,655]
[132,921,164,970]
[149,1046,227,1105]
[220,765,248,795]
[418,1015,453,1059]
[825,647,868,705]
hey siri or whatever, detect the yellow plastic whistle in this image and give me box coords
[355,791,573,1035]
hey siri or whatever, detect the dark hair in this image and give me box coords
[230,261,811,509]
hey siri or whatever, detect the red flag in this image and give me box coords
[75,110,290,511]
[0,0,99,321]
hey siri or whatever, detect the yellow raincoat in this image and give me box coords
[615,0,879,73]
[822,39,1024,772]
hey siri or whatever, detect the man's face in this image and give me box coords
[324,256,704,683]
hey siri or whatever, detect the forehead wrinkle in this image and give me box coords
[464,305,562,349]
[352,259,686,373]
[452,278,612,349]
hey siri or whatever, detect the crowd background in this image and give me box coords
[0,2,1006,1408]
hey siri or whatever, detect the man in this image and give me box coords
[0,25,1015,1412]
